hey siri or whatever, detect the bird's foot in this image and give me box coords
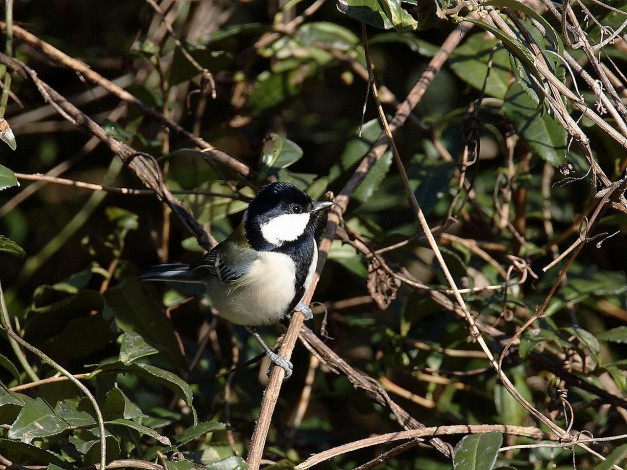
[293,301,313,321]
[266,350,293,379]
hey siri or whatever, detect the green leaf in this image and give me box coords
[0,164,18,191]
[30,287,104,315]
[106,418,171,446]
[596,326,627,344]
[68,429,120,463]
[494,366,532,426]
[0,352,21,384]
[461,16,542,86]
[542,263,627,316]
[449,33,512,100]
[503,82,567,166]
[165,461,199,470]
[337,0,418,32]
[170,46,230,85]
[298,22,359,49]
[593,443,627,470]
[8,398,68,443]
[174,420,229,446]
[0,386,29,424]
[103,387,147,421]
[369,32,439,55]
[205,456,248,470]
[41,314,118,361]
[453,431,503,470]
[327,240,368,279]
[130,363,196,423]
[0,438,64,466]
[0,386,29,407]
[105,206,139,232]
[0,235,26,258]
[483,0,563,56]
[519,327,569,359]
[246,69,302,116]
[354,149,393,203]
[259,133,304,180]
[328,119,394,204]
[105,278,185,370]
[54,401,96,427]
[187,182,253,227]
[408,154,456,216]
[561,326,601,358]
[119,331,159,365]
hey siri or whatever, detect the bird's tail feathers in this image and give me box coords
[136,264,200,283]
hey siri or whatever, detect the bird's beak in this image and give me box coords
[312,201,334,212]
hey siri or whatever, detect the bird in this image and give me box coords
[138,182,333,377]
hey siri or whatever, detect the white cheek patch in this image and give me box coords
[260,213,311,245]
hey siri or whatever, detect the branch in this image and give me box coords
[296,424,554,469]
[0,52,211,250]
[245,18,475,470]
[0,22,251,177]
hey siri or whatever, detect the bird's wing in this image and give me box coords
[191,240,258,284]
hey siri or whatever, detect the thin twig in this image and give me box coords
[295,424,554,469]
[0,283,107,470]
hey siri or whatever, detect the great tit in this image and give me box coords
[138,182,333,377]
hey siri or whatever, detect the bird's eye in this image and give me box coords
[291,204,303,214]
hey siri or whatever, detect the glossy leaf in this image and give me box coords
[165,461,198,470]
[561,326,601,358]
[54,401,96,427]
[328,119,393,204]
[68,429,120,463]
[103,387,147,421]
[298,22,359,49]
[408,154,456,216]
[0,164,18,190]
[0,438,64,465]
[596,326,627,344]
[188,182,253,227]
[449,33,512,100]
[106,418,171,446]
[205,456,247,470]
[494,366,531,426]
[119,331,159,365]
[369,33,439,57]
[174,420,229,446]
[8,398,68,443]
[130,363,196,423]
[0,353,21,384]
[453,431,503,470]
[105,278,185,370]
[0,235,25,258]
[337,0,417,32]
[259,133,304,180]
[503,83,567,166]
[170,47,230,85]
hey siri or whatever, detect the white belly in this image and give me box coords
[206,251,297,326]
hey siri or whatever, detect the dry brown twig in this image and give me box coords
[296,424,555,469]
[0,52,213,250]
[361,11,626,470]
[0,22,251,178]
[245,18,477,470]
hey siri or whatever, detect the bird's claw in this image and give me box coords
[294,301,313,321]
[266,351,293,379]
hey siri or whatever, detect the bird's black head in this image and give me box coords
[244,182,331,250]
